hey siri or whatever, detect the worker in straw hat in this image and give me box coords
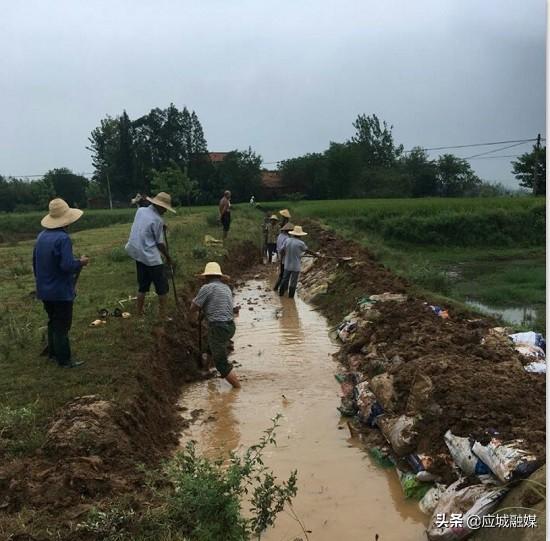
[273,222,293,291]
[125,192,176,319]
[191,262,241,388]
[278,225,317,298]
[33,199,90,368]
[279,208,291,227]
[265,215,280,263]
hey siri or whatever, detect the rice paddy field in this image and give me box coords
[260,197,546,331]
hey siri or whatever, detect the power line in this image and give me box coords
[465,154,522,160]
[462,140,531,160]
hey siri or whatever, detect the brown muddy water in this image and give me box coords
[178,277,428,541]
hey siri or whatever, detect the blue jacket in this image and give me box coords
[33,229,82,301]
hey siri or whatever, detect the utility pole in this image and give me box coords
[533,133,541,196]
[106,172,113,209]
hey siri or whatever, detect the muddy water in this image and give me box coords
[178,278,428,541]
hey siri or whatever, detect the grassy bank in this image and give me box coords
[260,197,546,331]
[0,205,260,457]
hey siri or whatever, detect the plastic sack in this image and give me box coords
[337,320,357,342]
[369,446,394,468]
[472,439,539,483]
[427,480,508,541]
[444,430,490,476]
[369,373,396,411]
[407,453,440,482]
[525,361,546,373]
[515,344,546,360]
[369,292,407,303]
[509,331,546,351]
[419,484,447,515]
[378,415,418,456]
[397,469,432,500]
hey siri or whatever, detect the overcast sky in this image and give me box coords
[1,0,545,187]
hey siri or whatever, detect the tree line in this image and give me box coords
[0,110,544,213]
[278,114,545,200]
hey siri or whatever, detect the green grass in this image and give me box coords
[0,205,261,456]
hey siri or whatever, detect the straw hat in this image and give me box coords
[281,222,294,231]
[269,214,278,221]
[198,262,230,280]
[146,192,176,213]
[41,198,83,229]
[289,225,307,236]
[279,209,291,219]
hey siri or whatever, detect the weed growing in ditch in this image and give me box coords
[78,416,299,541]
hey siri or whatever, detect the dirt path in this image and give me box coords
[177,271,428,541]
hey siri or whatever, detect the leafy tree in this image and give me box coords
[401,147,438,197]
[151,163,199,206]
[436,154,481,197]
[351,113,404,167]
[44,168,88,207]
[512,144,546,195]
[215,148,262,202]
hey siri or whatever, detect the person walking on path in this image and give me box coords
[265,215,280,263]
[33,198,90,368]
[273,222,293,291]
[279,208,291,227]
[278,225,316,298]
[191,262,241,388]
[219,190,232,240]
[125,192,176,319]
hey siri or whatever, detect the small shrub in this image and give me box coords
[109,247,128,262]
[192,245,208,260]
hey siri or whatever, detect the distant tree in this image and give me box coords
[44,168,88,207]
[151,163,199,206]
[436,155,481,197]
[511,144,546,195]
[29,178,55,208]
[351,113,404,167]
[401,147,438,197]
[215,148,262,202]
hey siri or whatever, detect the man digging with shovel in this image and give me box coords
[125,192,176,319]
[190,262,241,388]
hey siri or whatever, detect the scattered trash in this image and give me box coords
[121,312,131,319]
[396,469,432,500]
[471,438,539,483]
[427,480,508,540]
[204,234,223,246]
[89,319,106,327]
[337,320,357,342]
[509,331,546,351]
[369,446,394,468]
[444,430,490,477]
[428,305,449,319]
[524,361,546,373]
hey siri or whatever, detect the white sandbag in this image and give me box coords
[444,430,490,476]
[427,480,508,541]
[525,361,546,373]
[369,373,396,411]
[472,439,539,483]
[378,415,418,457]
[354,381,376,424]
[419,484,447,515]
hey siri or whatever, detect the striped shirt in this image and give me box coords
[193,280,234,322]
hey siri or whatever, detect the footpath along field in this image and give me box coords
[261,197,546,331]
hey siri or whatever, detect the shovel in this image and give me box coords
[163,225,181,309]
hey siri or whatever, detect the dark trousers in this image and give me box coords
[267,243,277,263]
[43,301,73,365]
[278,270,300,297]
[274,262,285,290]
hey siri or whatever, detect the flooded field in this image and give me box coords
[178,277,427,541]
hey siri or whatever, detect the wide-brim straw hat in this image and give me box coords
[279,209,291,219]
[41,198,83,229]
[280,222,294,231]
[269,215,279,221]
[289,225,307,236]
[146,192,176,213]
[197,262,230,280]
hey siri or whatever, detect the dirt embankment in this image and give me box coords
[301,223,545,480]
[0,241,259,540]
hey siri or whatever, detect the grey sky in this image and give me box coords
[1,0,545,188]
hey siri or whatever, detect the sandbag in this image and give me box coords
[472,439,539,483]
[427,480,508,541]
[406,373,433,415]
[369,373,396,412]
[444,430,490,476]
[354,381,376,424]
[378,415,418,456]
[419,484,447,515]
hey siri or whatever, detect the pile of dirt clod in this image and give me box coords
[0,240,260,539]
[300,222,546,484]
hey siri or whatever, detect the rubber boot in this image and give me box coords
[288,287,296,299]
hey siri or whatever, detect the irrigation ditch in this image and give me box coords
[0,223,545,541]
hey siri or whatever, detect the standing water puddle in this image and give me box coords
[178,278,428,540]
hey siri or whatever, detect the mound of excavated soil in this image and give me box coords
[303,223,546,483]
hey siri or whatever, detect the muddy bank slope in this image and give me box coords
[0,241,258,540]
